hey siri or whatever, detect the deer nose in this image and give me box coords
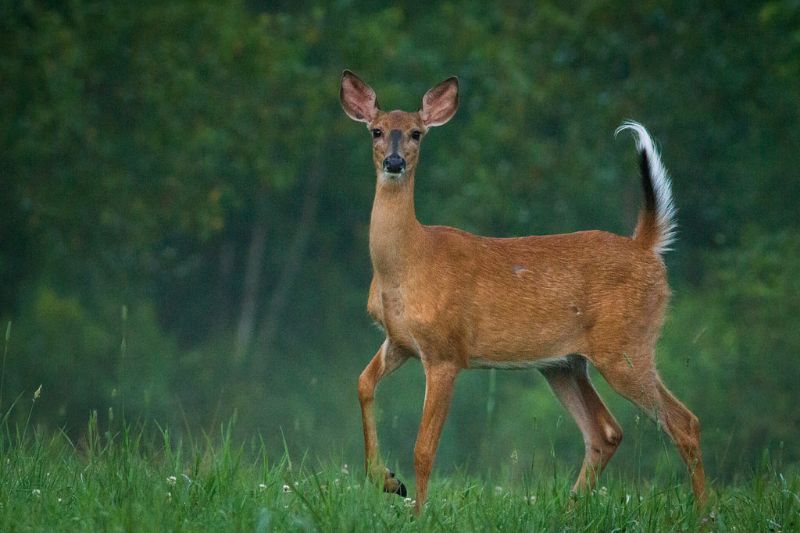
[383,153,406,174]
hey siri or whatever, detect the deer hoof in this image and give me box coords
[390,480,407,497]
[384,474,407,497]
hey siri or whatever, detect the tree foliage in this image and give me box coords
[1,0,798,480]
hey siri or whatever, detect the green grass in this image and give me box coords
[0,414,798,531]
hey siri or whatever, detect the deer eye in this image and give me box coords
[371,129,382,139]
[411,130,422,141]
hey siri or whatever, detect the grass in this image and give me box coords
[0,324,797,531]
[0,411,798,532]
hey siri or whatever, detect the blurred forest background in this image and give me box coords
[1,0,798,483]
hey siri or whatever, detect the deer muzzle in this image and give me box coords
[383,153,406,175]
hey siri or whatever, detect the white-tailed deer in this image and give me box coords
[340,70,705,513]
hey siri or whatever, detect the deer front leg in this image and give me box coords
[413,361,460,513]
[358,340,410,495]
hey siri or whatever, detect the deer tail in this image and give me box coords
[616,121,677,255]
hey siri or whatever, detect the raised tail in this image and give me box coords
[616,121,677,255]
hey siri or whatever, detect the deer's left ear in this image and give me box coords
[420,77,459,127]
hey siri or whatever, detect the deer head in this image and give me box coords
[340,70,459,181]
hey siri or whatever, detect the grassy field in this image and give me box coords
[1,413,798,532]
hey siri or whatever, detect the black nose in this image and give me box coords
[383,154,406,174]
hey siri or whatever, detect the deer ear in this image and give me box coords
[340,70,379,123]
[420,76,459,127]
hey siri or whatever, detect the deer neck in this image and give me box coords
[369,171,423,279]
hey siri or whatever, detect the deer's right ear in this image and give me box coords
[340,70,378,123]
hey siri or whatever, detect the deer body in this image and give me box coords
[369,225,668,368]
[341,71,705,512]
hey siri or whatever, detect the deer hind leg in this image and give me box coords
[358,340,411,496]
[540,355,623,494]
[591,349,706,505]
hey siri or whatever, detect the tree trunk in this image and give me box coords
[234,194,269,361]
[253,162,324,372]
[213,239,236,333]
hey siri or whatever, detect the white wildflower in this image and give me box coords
[258,483,267,491]
[403,497,415,508]
[341,464,349,475]
[31,489,41,497]
[282,484,292,493]
[166,475,177,486]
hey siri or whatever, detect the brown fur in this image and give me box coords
[340,70,706,512]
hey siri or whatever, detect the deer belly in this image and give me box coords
[469,354,570,370]
[469,301,587,362]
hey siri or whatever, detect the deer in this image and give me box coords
[340,70,706,513]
